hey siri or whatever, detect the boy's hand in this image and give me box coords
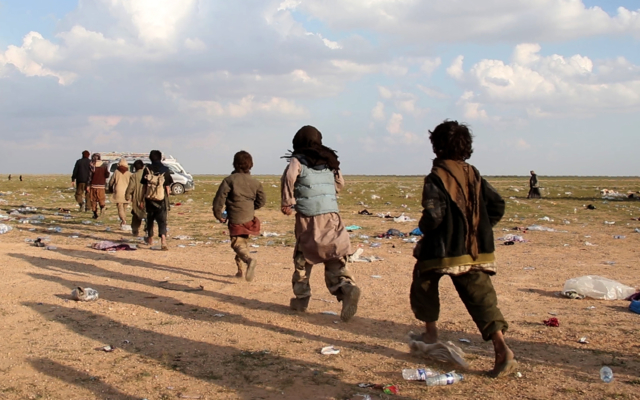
[281,205,293,216]
[218,218,227,224]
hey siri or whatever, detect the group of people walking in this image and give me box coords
[70,121,518,377]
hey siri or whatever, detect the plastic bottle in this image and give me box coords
[425,372,464,386]
[600,366,613,383]
[402,368,437,381]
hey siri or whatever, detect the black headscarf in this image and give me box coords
[283,125,340,171]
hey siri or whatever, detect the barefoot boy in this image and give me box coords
[213,151,266,281]
[410,120,516,377]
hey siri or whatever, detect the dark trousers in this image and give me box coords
[145,200,167,237]
[131,212,144,236]
[75,183,91,210]
[410,268,508,341]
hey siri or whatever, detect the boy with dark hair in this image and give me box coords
[410,120,516,377]
[141,150,173,250]
[88,153,110,219]
[213,151,266,281]
[72,150,92,211]
[281,125,360,322]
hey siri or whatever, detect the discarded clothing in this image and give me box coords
[358,209,372,215]
[543,317,559,327]
[91,241,136,251]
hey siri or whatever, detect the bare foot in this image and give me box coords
[490,345,517,378]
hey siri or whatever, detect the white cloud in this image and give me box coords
[378,86,393,99]
[371,101,385,121]
[384,112,424,144]
[515,138,531,150]
[386,113,403,135]
[446,55,464,81]
[184,37,207,51]
[461,43,640,116]
[417,84,449,99]
[296,1,640,43]
[421,57,441,75]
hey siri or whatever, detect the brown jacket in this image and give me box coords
[125,170,146,220]
[213,172,266,225]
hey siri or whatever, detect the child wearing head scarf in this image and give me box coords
[281,125,361,322]
[213,151,266,281]
[410,120,516,377]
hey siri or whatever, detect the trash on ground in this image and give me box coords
[578,337,589,344]
[394,213,416,223]
[321,311,338,316]
[173,235,193,240]
[262,232,280,237]
[604,221,615,225]
[96,345,115,352]
[600,366,614,383]
[499,234,525,242]
[584,242,596,246]
[425,372,464,386]
[346,225,362,231]
[543,317,560,327]
[538,216,553,221]
[91,241,136,251]
[46,246,57,250]
[320,346,340,355]
[371,275,382,279]
[410,227,422,236]
[402,368,439,381]
[562,275,636,300]
[613,235,626,239]
[527,225,556,232]
[71,287,99,301]
[213,313,225,317]
[0,224,12,234]
[458,338,471,343]
[358,209,372,215]
[403,237,418,243]
[629,300,640,315]
[523,267,535,271]
[408,334,469,368]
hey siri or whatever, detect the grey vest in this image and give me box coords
[294,163,339,217]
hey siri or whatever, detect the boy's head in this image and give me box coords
[133,160,144,171]
[233,151,253,173]
[91,153,101,162]
[429,120,473,161]
[82,150,90,158]
[149,150,162,162]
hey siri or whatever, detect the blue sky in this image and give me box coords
[1,0,640,176]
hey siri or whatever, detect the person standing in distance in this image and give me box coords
[72,150,92,211]
[141,150,173,250]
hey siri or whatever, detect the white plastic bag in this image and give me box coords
[562,275,636,300]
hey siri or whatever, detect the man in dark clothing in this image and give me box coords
[141,150,173,250]
[89,153,110,219]
[72,150,92,211]
[527,170,541,199]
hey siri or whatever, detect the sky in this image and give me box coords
[1,0,639,176]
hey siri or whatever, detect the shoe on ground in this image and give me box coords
[289,297,310,312]
[245,259,257,282]
[235,270,243,278]
[340,285,361,322]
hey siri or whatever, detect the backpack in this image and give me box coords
[144,167,165,201]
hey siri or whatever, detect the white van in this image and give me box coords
[99,152,195,195]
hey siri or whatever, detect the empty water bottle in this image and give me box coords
[425,372,464,386]
[71,287,99,301]
[402,368,437,381]
[600,366,613,383]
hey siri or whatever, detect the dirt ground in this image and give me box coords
[0,175,639,400]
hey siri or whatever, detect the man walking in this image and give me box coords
[72,150,92,211]
[88,153,110,219]
[141,150,173,250]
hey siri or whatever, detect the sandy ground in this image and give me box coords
[1,175,639,399]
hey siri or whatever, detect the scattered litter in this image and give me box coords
[91,241,136,251]
[403,237,418,243]
[516,372,523,378]
[346,225,362,231]
[410,227,422,236]
[604,261,616,266]
[71,287,99,301]
[82,220,93,225]
[408,333,469,368]
[578,337,589,344]
[584,242,596,246]
[370,194,380,200]
[321,311,338,316]
[543,317,560,327]
[630,300,640,315]
[499,234,525,242]
[370,242,381,248]
[46,246,57,250]
[538,216,553,221]
[600,366,614,383]
[250,244,260,248]
[120,224,132,231]
[394,213,416,223]
[604,221,615,225]
[459,338,471,343]
[0,224,13,234]
[96,345,115,352]
[613,235,626,239]
[213,313,225,318]
[562,275,636,300]
[173,235,193,240]
[371,275,382,279]
[527,225,557,232]
[262,232,280,237]
[425,372,464,386]
[358,209,372,215]
[587,306,596,310]
[523,267,535,271]
[320,346,340,355]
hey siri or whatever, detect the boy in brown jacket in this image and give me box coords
[213,151,266,281]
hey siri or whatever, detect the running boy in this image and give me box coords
[281,125,360,322]
[410,120,516,377]
[213,151,266,281]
